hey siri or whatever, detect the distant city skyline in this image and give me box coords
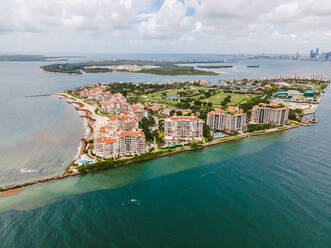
[1,0,331,54]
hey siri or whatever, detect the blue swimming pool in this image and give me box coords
[216,132,223,137]
[78,160,94,165]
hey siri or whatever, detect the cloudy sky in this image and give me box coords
[0,0,330,54]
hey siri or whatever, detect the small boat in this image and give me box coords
[311,118,319,123]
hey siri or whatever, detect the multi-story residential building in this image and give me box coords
[79,89,90,98]
[134,109,148,121]
[100,101,111,113]
[311,74,327,81]
[94,136,119,158]
[122,120,139,131]
[250,103,289,125]
[117,131,146,156]
[207,108,247,132]
[100,100,130,114]
[79,87,149,158]
[94,130,146,158]
[164,113,203,142]
[131,103,145,110]
[96,92,111,102]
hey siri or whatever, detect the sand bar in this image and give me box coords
[0,188,24,197]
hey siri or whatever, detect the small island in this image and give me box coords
[40,60,219,76]
[197,65,233,69]
[0,54,81,61]
[0,74,328,193]
[60,74,328,175]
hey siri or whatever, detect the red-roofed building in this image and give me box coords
[94,136,119,158]
[207,108,247,132]
[94,129,146,158]
[117,131,146,156]
[147,105,161,111]
[134,109,148,121]
[122,120,139,131]
[164,113,203,143]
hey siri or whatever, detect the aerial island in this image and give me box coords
[40,60,219,75]
[60,73,328,174]
[0,54,81,61]
[197,65,233,69]
[0,72,328,193]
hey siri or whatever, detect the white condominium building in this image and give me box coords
[250,103,289,125]
[117,131,146,156]
[134,109,148,121]
[121,120,139,131]
[164,113,203,142]
[100,100,130,114]
[94,136,119,158]
[207,108,247,132]
[83,87,149,158]
[94,131,146,158]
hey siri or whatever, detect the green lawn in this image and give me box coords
[141,87,255,108]
[142,87,200,106]
[202,92,254,107]
[311,82,328,91]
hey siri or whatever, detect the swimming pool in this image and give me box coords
[78,160,95,165]
[216,132,223,137]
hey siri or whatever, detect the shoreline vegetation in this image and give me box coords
[40,59,219,76]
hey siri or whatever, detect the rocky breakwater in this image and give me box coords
[0,173,80,194]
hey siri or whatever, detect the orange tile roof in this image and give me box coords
[170,116,198,120]
[209,107,245,116]
[135,109,147,113]
[99,126,113,133]
[104,137,117,144]
[118,130,145,137]
[124,120,138,124]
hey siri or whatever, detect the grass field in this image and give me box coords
[311,82,328,91]
[203,92,254,107]
[141,87,255,107]
[140,89,179,106]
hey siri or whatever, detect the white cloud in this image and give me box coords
[139,0,192,39]
[0,0,134,33]
[1,0,331,53]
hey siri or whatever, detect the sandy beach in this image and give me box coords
[56,93,110,169]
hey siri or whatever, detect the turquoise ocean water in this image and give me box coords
[0,57,330,247]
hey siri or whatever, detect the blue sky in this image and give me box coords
[0,0,331,54]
